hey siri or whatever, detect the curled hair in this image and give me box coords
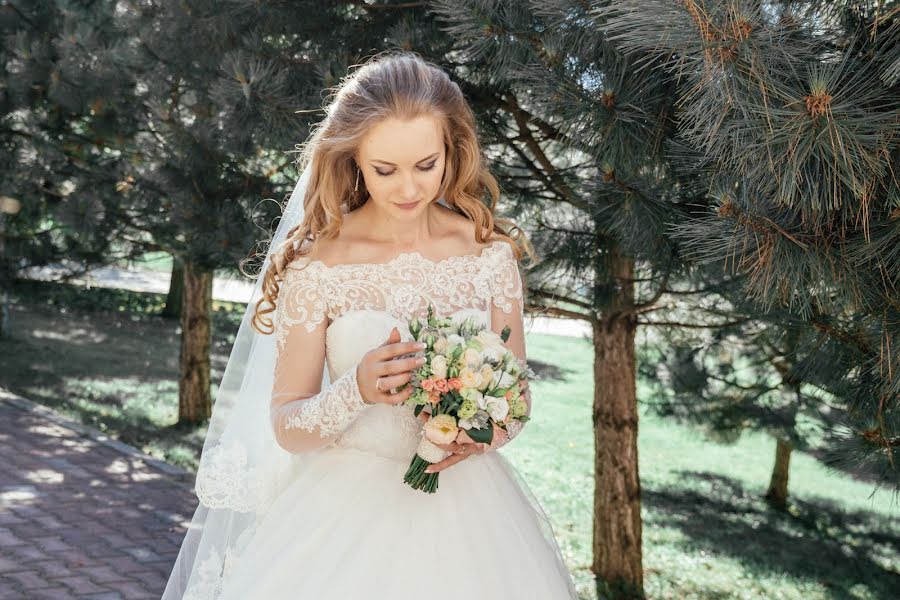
[249,50,536,335]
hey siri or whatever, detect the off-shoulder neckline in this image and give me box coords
[290,238,511,273]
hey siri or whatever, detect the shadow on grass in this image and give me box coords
[644,470,900,599]
[529,358,569,384]
[1,291,231,470]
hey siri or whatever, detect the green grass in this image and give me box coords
[2,279,897,599]
[119,250,174,273]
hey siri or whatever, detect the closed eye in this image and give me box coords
[375,161,438,177]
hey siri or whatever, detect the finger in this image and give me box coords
[379,326,401,346]
[387,340,426,359]
[433,441,463,453]
[384,386,415,405]
[380,354,424,375]
[379,370,414,390]
[374,340,424,361]
[425,452,469,474]
[455,430,475,444]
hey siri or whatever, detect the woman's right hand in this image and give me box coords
[356,326,426,405]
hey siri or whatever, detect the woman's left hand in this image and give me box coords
[417,412,509,473]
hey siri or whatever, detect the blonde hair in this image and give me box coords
[249,50,535,335]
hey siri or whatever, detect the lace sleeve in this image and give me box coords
[270,262,369,454]
[489,242,525,320]
[489,243,530,447]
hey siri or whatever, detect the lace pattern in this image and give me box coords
[273,264,327,353]
[195,440,259,513]
[271,362,369,451]
[182,521,259,600]
[182,547,224,600]
[275,239,521,344]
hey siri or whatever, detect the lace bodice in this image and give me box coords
[269,239,526,460]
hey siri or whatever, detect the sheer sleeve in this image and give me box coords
[488,242,531,446]
[269,261,369,454]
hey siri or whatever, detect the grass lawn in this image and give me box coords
[2,279,897,599]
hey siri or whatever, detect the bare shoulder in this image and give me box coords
[434,203,502,255]
[296,213,363,266]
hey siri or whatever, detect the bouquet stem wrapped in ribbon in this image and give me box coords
[400,305,532,493]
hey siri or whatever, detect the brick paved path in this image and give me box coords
[0,393,197,599]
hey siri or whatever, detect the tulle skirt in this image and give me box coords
[216,444,578,599]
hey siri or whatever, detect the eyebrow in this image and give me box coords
[369,152,439,167]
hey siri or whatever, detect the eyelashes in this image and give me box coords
[374,162,437,177]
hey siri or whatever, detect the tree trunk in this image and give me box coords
[0,213,10,339]
[162,255,184,319]
[592,248,644,599]
[0,288,10,339]
[765,437,792,509]
[178,259,213,424]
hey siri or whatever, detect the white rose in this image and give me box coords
[458,367,480,389]
[463,347,483,368]
[477,365,495,391]
[433,336,449,355]
[447,333,465,346]
[486,397,510,422]
[475,330,500,346]
[431,355,448,379]
[481,342,507,363]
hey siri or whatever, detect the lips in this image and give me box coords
[396,201,420,209]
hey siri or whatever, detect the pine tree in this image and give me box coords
[595,0,900,495]
[1,1,148,335]
[427,1,899,597]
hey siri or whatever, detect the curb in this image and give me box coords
[0,387,196,484]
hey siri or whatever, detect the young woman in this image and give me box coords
[163,51,578,600]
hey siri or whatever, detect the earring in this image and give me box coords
[354,167,360,192]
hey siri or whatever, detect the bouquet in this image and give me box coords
[400,304,532,493]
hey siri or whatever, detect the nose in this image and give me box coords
[399,171,418,202]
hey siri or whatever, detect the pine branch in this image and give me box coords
[499,92,588,211]
[349,0,429,8]
[637,317,753,329]
[528,287,595,312]
[526,302,597,323]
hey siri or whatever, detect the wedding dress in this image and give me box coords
[182,238,579,600]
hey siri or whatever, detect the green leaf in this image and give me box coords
[466,425,494,444]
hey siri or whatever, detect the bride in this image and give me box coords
[162,51,578,600]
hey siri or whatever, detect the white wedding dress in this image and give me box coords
[180,239,578,600]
